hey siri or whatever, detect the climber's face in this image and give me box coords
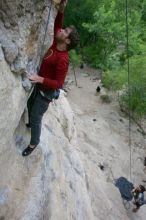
[56,27,72,44]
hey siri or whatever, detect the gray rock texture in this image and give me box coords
[0,0,55,75]
[0,1,146,220]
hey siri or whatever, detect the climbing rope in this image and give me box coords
[38,0,53,70]
[37,0,66,70]
[125,0,132,182]
[24,0,55,127]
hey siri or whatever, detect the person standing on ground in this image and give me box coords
[22,0,79,156]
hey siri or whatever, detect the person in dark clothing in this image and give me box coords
[132,185,146,212]
[22,0,79,156]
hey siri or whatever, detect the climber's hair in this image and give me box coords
[67,25,80,51]
[139,185,145,192]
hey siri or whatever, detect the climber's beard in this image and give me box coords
[55,30,66,43]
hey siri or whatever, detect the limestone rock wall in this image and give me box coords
[1,1,146,220]
[0,0,56,74]
[0,0,56,158]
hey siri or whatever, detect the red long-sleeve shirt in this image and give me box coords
[38,12,69,91]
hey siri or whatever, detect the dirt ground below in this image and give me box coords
[64,65,146,219]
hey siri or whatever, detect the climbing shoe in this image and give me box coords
[22,145,37,156]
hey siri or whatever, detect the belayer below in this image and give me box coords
[132,185,146,212]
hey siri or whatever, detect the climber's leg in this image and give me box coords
[26,86,38,127]
[22,93,50,156]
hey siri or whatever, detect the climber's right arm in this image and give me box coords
[54,0,68,35]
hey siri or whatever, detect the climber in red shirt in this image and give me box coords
[22,0,79,156]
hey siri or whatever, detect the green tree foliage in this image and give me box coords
[69,50,82,67]
[65,0,146,117]
[82,0,145,68]
[65,0,97,48]
[104,55,146,118]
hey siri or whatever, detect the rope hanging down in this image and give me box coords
[25,0,53,98]
[125,0,132,181]
[38,0,65,69]
[38,0,53,70]
[22,0,53,92]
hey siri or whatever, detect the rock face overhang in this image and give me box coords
[0,36,95,218]
[0,1,94,219]
[0,0,64,157]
